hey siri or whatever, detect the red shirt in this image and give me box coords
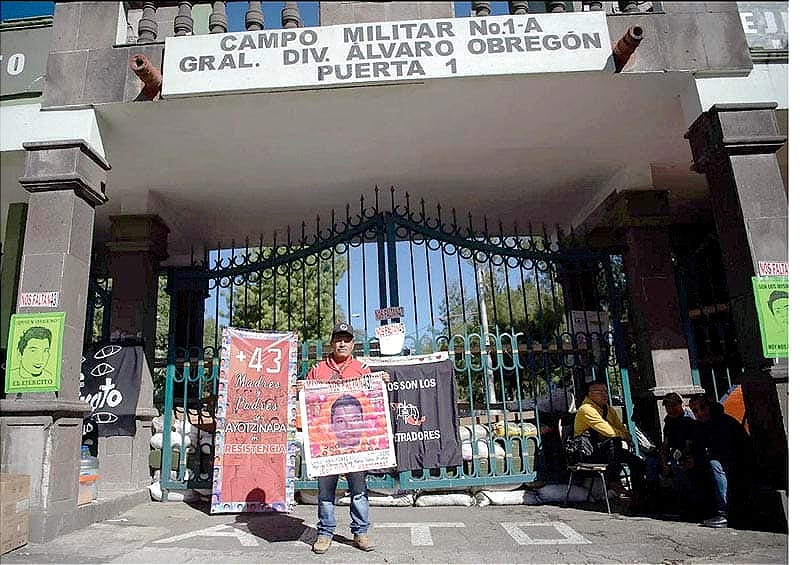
[305,354,371,382]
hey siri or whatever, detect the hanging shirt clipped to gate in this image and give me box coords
[365,352,463,472]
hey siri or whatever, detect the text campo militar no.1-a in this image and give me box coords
[176,17,604,81]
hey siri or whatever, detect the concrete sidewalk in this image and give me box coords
[2,499,788,564]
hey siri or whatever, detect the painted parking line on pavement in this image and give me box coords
[153,524,261,547]
[501,522,591,545]
[149,520,589,549]
[373,522,466,546]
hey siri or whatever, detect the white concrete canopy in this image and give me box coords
[1,68,764,258]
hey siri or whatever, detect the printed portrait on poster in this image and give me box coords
[300,374,396,478]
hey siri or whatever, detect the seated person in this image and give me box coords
[688,393,754,528]
[573,381,645,496]
[659,392,704,517]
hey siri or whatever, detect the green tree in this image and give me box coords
[229,249,347,344]
[437,266,566,404]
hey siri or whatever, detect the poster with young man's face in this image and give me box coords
[752,276,788,358]
[300,374,396,478]
[4,312,65,393]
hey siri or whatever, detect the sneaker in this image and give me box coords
[312,536,332,554]
[701,515,728,528]
[353,534,375,552]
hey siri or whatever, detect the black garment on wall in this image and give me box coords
[81,343,143,437]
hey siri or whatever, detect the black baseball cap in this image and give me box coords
[331,322,354,339]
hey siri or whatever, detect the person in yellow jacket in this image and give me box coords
[574,381,645,496]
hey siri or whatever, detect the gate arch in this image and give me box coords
[159,190,634,496]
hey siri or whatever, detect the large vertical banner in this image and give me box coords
[4,312,65,393]
[300,374,396,478]
[211,328,298,514]
[752,276,789,358]
[363,352,463,472]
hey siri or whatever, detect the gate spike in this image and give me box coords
[360,194,365,216]
[286,224,292,248]
[451,207,457,230]
[272,230,277,252]
[542,223,549,249]
[420,197,426,219]
[390,186,396,211]
[498,219,505,239]
[316,214,321,237]
[374,185,379,213]
[483,215,490,239]
[301,221,306,245]
[259,233,264,260]
[346,202,351,224]
[468,212,474,233]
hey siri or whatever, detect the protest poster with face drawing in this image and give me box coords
[752,276,788,358]
[4,312,65,393]
[300,374,395,478]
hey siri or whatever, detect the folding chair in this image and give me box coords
[562,462,611,514]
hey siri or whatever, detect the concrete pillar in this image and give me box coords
[685,103,788,490]
[105,214,169,368]
[615,191,703,438]
[0,139,109,542]
[166,266,209,351]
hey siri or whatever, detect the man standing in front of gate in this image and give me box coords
[300,322,388,554]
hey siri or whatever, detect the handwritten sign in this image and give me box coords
[758,261,788,277]
[211,328,298,514]
[375,306,404,321]
[18,291,59,308]
[163,12,612,97]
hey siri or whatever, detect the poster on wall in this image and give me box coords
[363,352,463,472]
[752,276,788,358]
[211,328,298,514]
[4,312,65,393]
[300,374,395,478]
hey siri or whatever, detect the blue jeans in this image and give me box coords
[708,459,728,517]
[316,472,369,538]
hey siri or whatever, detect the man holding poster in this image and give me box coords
[299,322,392,554]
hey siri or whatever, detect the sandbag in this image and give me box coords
[414,492,474,507]
[476,482,524,492]
[148,481,200,502]
[461,438,505,460]
[458,424,489,442]
[474,489,541,506]
[535,483,590,503]
[150,431,192,450]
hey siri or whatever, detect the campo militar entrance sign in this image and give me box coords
[162,12,611,97]
[211,328,298,514]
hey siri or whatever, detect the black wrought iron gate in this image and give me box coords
[159,190,634,495]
